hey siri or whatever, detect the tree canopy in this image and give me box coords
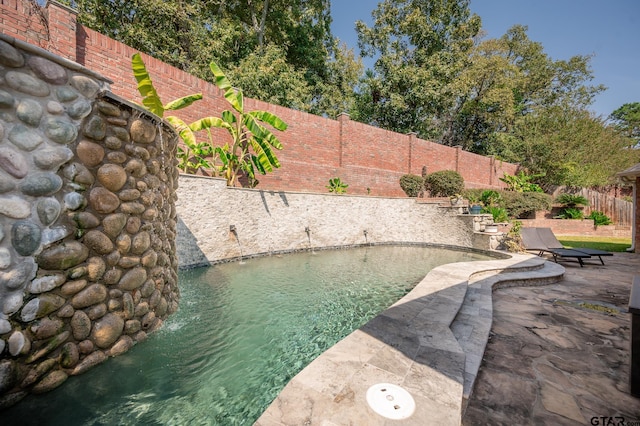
[64,0,362,119]
[610,102,640,146]
[353,0,481,139]
[57,0,637,189]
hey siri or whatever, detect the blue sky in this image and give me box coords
[331,0,640,118]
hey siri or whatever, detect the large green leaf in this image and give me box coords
[248,111,288,131]
[209,61,233,92]
[190,116,232,132]
[209,61,243,113]
[164,94,203,111]
[249,139,273,172]
[243,114,266,137]
[131,53,164,117]
[221,110,237,125]
[250,135,281,169]
[215,147,229,166]
[166,116,197,148]
[261,131,284,150]
[251,154,266,175]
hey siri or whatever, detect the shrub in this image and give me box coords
[500,171,544,192]
[327,177,348,194]
[399,174,425,197]
[555,193,589,207]
[480,190,502,207]
[556,207,584,219]
[500,192,553,218]
[482,206,509,223]
[503,220,525,252]
[587,210,612,226]
[462,189,483,205]
[424,170,464,197]
[464,188,553,219]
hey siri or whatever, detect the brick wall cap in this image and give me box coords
[46,0,78,15]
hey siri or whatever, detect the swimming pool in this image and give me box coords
[3,245,491,425]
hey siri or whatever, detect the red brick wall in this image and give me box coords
[0,0,49,48]
[517,218,631,238]
[1,1,519,196]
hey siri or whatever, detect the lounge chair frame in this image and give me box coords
[536,227,613,266]
[520,227,592,267]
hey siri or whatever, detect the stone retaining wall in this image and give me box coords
[0,35,179,407]
[175,175,496,268]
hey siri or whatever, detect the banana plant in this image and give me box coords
[167,116,217,174]
[131,53,202,118]
[187,61,288,187]
[132,53,216,174]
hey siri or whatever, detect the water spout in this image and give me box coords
[229,225,244,264]
[305,227,315,254]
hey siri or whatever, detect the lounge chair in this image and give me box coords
[536,227,613,265]
[520,227,592,267]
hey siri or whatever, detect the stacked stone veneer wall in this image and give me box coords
[0,1,519,197]
[176,175,494,268]
[0,35,179,406]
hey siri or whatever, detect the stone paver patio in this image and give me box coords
[463,252,640,425]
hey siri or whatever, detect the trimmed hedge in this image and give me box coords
[463,189,553,219]
[424,170,464,197]
[400,174,425,197]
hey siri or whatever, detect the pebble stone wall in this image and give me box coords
[0,36,179,407]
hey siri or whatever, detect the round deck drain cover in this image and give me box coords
[366,383,416,420]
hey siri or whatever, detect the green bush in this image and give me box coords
[399,174,425,197]
[326,177,348,194]
[499,171,544,192]
[462,189,483,205]
[556,207,584,219]
[463,189,553,219]
[587,210,612,226]
[480,190,502,207]
[555,193,589,207]
[424,170,464,197]
[482,206,509,223]
[500,191,553,218]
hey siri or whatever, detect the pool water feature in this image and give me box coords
[3,245,491,425]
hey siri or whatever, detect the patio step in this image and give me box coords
[451,259,565,405]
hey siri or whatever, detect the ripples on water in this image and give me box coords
[4,246,490,425]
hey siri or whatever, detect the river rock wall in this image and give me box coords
[0,35,179,407]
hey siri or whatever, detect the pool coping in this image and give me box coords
[255,252,564,425]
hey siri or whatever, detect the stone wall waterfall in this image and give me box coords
[0,35,179,408]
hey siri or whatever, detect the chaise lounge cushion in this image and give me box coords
[520,227,592,267]
[536,227,613,265]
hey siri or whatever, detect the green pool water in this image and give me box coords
[4,245,491,425]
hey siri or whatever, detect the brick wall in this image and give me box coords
[0,0,519,196]
[517,218,631,238]
[0,0,49,48]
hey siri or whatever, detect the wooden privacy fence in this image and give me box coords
[552,187,633,228]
